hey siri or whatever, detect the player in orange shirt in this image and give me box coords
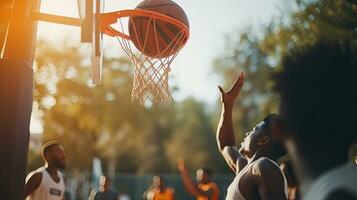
[177,159,220,200]
[143,176,175,200]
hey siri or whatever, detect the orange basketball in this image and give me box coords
[128,0,189,58]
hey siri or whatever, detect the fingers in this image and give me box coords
[177,158,185,171]
[218,86,225,95]
[227,72,245,92]
[218,72,245,94]
[178,158,184,166]
[233,72,245,89]
[237,72,245,84]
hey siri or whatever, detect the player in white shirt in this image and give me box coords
[25,141,66,200]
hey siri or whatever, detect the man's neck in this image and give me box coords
[287,140,349,192]
[45,164,58,175]
[247,149,277,164]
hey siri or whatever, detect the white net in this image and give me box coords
[107,13,188,105]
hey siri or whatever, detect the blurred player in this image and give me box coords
[177,159,219,200]
[142,176,175,200]
[25,141,66,200]
[88,175,119,200]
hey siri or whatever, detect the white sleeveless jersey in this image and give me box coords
[303,161,357,200]
[26,167,65,200]
[226,158,288,200]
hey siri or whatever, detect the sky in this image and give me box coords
[31,0,282,133]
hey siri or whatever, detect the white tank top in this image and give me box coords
[303,161,357,200]
[26,167,65,200]
[226,158,288,200]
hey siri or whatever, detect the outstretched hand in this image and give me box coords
[177,158,186,172]
[218,72,245,106]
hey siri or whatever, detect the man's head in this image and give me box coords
[196,167,212,184]
[41,141,66,170]
[239,114,286,159]
[153,176,166,191]
[99,176,111,192]
[274,39,357,164]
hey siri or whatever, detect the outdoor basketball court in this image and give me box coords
[0,0,190,198]
[2,1,351,200]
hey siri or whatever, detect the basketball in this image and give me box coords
[129,0,189,58]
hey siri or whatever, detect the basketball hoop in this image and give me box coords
[101,9,189,105]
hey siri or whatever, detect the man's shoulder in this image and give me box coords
[250,157,284,181]
[28,166,46,174]
[252,157,279,172]
[26,167,45,182]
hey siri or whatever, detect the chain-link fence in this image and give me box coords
[65,173,235,200]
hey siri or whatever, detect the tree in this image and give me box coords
[213,27,279,143]
[165,98,227,172]
[262,0,357,60]
[31,39,228,174]
[212,0,357,145]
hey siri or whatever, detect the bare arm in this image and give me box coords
[217,72,247,173]
[24,172,42,198]
[177,159,212,198]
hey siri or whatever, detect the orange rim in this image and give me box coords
[100,9,190,41]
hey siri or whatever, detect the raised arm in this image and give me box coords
[217,72,247,173]
[177,159,212,198]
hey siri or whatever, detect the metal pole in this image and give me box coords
[0,0,40,199]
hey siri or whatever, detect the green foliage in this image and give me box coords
[212,0,356,144]
[31,39,228,173]
[213,28,279,143]
[27,0,356,175]
[262,0,357,59]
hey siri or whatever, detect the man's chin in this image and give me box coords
[57,164,66,170]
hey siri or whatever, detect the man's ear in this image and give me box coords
[258,136,270,146]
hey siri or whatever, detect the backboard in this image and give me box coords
[78,0,104,85]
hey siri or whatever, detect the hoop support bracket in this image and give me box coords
[31,12,81,27]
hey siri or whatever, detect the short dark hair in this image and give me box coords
[262,114,287,158]
[273,39,357,153]
[41,140,60,158]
